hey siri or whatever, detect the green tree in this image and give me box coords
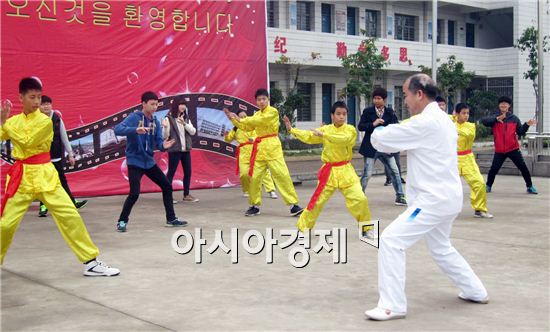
[467,90,498,122]
[418,55,475,107]
[514,26,549,122]
[340,33,387,111]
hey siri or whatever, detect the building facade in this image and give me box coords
[266,0,550,131]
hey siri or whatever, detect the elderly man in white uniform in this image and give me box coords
[365,74,488,321]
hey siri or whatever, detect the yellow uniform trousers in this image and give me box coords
[297,164,372,231]
[1,183,99,264]
[249,158,299,206]
[458,153,488,212]
[239,157,276,194]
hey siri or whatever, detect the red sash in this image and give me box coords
[248,133,278,177]
[457,149,472,156]
[1,152,51,216]
[235,141,253,175]
[306,160,351,211]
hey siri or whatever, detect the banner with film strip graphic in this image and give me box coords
[1,1,267,196]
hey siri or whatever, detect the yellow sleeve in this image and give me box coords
[290,127,323,145]
[0,125,8,141]
[3,116,53,148]
[224,128,237,143]
[233,107,278,132]
[469,123,477,140]
[323,125,357,145]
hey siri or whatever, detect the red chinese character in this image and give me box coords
[274,36,287,54]
[336,42,347,58]
[381,46,390,61]
[399,47,408,62]
[358,42,367,53]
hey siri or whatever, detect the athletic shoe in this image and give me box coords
[38,205,48,217]
[116,220,127,232]
[268,191,278,199]
[365,229,376,240]
[486,185,491,193]
[290,205,304,216]
[243,192,249,197]
[394,196,407,206]
[172,200,179,204]
[401,178,406,184]
[365,307,406,321]
[383,180,392,186]
[458,292,489,304]
[75,200,88,209]
[245,206,260,216]
[474,211,494,219]
[183,195,200,202]
[166,218,188,227]
[527,186,538,195]
[84,260,120,277]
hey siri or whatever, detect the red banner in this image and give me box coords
[1,0,267,196]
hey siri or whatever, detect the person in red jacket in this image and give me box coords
[481,96,537,194]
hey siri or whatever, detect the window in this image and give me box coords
[322,84,333,124]
[395,14,416,41]
[437,19,444,44]
[297,83,313,122]
[365,10,379,37]
[321,3,332,33]
[347,7,357,35]
[488,77,513,101]
[296,1,313,31]
[466,23,475,47]
[394,86,409,120]
[447,20,455,45]
[266,1,278,28]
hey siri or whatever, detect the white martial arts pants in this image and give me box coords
[377,206,488,313]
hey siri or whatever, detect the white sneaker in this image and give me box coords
[474,211,493,219]
[458,292,489,304]
[268,191,278,199]
[365,230,377,240]
[365,307,406,321]
[243,192,249,197]
[172,200,179,204]
[84,260,120,277]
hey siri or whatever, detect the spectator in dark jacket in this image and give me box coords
[481,96,538,194]
[358,88,406,206]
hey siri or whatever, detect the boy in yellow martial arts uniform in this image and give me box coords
[284,101,373,236]
[452,103,493,219]
[223,89,304,217]
[1,77,119,276]
[223,109,278,199]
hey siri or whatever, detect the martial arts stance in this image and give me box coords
[223,109,278,199]
[365,74,488,321]
[452,103,493,218]
[223,89,303,217]
[481,96,538,194]
[284,101,373,236]
[1,77,119,276]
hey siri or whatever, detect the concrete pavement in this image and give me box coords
[1,175,549,331]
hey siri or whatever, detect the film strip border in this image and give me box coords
[0,93,258,173]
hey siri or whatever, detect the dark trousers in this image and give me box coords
[118,164,176,223]
[166,151,192,197]
[40,160,76,208]
[486,149,532,188]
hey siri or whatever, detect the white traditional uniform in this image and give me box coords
[370,101,487,314]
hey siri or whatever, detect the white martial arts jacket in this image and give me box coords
[371,101,463,215]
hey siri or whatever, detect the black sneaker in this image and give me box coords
[395,196,407,206]
[401,178,406,184]
[290,205,304,216]
[75,200,88,209]
[245,206,260,216]
[116,220,127,232]
[384,180,392,186]
[166,218,188,227]
[38,205,48,217]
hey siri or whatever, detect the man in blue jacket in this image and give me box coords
[114,91,188,232]
[358,88,407,206]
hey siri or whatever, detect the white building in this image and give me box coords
[266,0,550,131]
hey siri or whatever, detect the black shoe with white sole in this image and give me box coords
[290,205,304,216]
[245,206,260,216]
